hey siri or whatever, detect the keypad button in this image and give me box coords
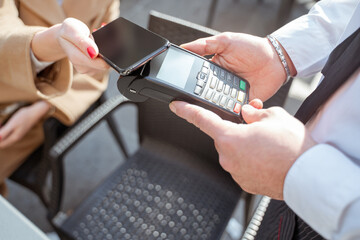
[213,66,219,76]
[210,77,218,89]
[196,79,206,88]
[219,69,226,80]
[226,74,233,84]
[237,91,245,103]
[219,96,227,107]
[201,66,209,74]
[226,99,235,110]
[212,92,221,104]
[217,81,224,92]
[205,89,214,100]
[224,84,231,95]
[233,103,241,114]
[231,88,237,98]
[197,72,207,81]
[194,86,202,95]
[233,77,240,89]
[240,80,246,91]
[203,61,210,69]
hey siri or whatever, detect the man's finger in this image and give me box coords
[248,99,263,109]
[241,104,269,124]
[169,101,227,139]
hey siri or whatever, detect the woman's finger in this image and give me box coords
[59,18,99,60]
[0,121,15,143]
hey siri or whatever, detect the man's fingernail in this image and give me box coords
[242,104,253,112]
[87,47,96,59]
[169,102,176,114]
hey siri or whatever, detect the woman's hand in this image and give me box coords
[31,18,108,76]
[181,32,296,101]
[0,101,51,149]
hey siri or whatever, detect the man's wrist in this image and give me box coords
[266,35,297,84]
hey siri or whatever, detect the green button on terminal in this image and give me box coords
[240,80,246,91]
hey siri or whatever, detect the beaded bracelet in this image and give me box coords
[266,35,291,85]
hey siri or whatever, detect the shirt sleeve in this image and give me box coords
[271,0,359,78]
[30,49,54,73]
[0,0,72,100]
[284,144,360,240]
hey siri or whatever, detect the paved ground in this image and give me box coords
[6,0,315,237]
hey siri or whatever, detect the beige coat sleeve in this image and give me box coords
[0,0,72,103]
[48,0,120,125]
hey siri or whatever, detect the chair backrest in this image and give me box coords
[41,12,295,240]
[148,10,220,45]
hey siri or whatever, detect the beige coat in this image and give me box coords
[0,0,120,186]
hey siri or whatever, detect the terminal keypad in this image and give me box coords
[193,61,247,115]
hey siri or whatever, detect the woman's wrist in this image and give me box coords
[31,24,66,62]
[28,101,54,120]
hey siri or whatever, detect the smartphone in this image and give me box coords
[93,17,169,75]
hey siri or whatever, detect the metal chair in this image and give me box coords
[46,12,244,240]
[46,11,294,240]
[147,11,295,240]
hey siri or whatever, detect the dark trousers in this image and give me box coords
[255,200,325,240]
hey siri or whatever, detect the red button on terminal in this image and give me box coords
[233,103,241,114]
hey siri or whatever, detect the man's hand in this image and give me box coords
[0,101,51,149]
[31,18,108,76]
[181,32,296,101]
[169,101,316,200]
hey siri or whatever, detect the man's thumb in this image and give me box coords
[241,104,266,124]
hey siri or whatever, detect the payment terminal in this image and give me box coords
[93,17,250,123]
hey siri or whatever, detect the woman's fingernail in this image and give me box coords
[92,28,98,32]
[87,47,96,59]
[101,22,107,27]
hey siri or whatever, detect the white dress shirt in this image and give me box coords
[273,0,360,239]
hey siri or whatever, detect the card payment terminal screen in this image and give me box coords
[156,48,195,89]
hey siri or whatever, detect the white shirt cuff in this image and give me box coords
[30,49,54,73]
[284,144,360,239]
[271,0,356,78]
